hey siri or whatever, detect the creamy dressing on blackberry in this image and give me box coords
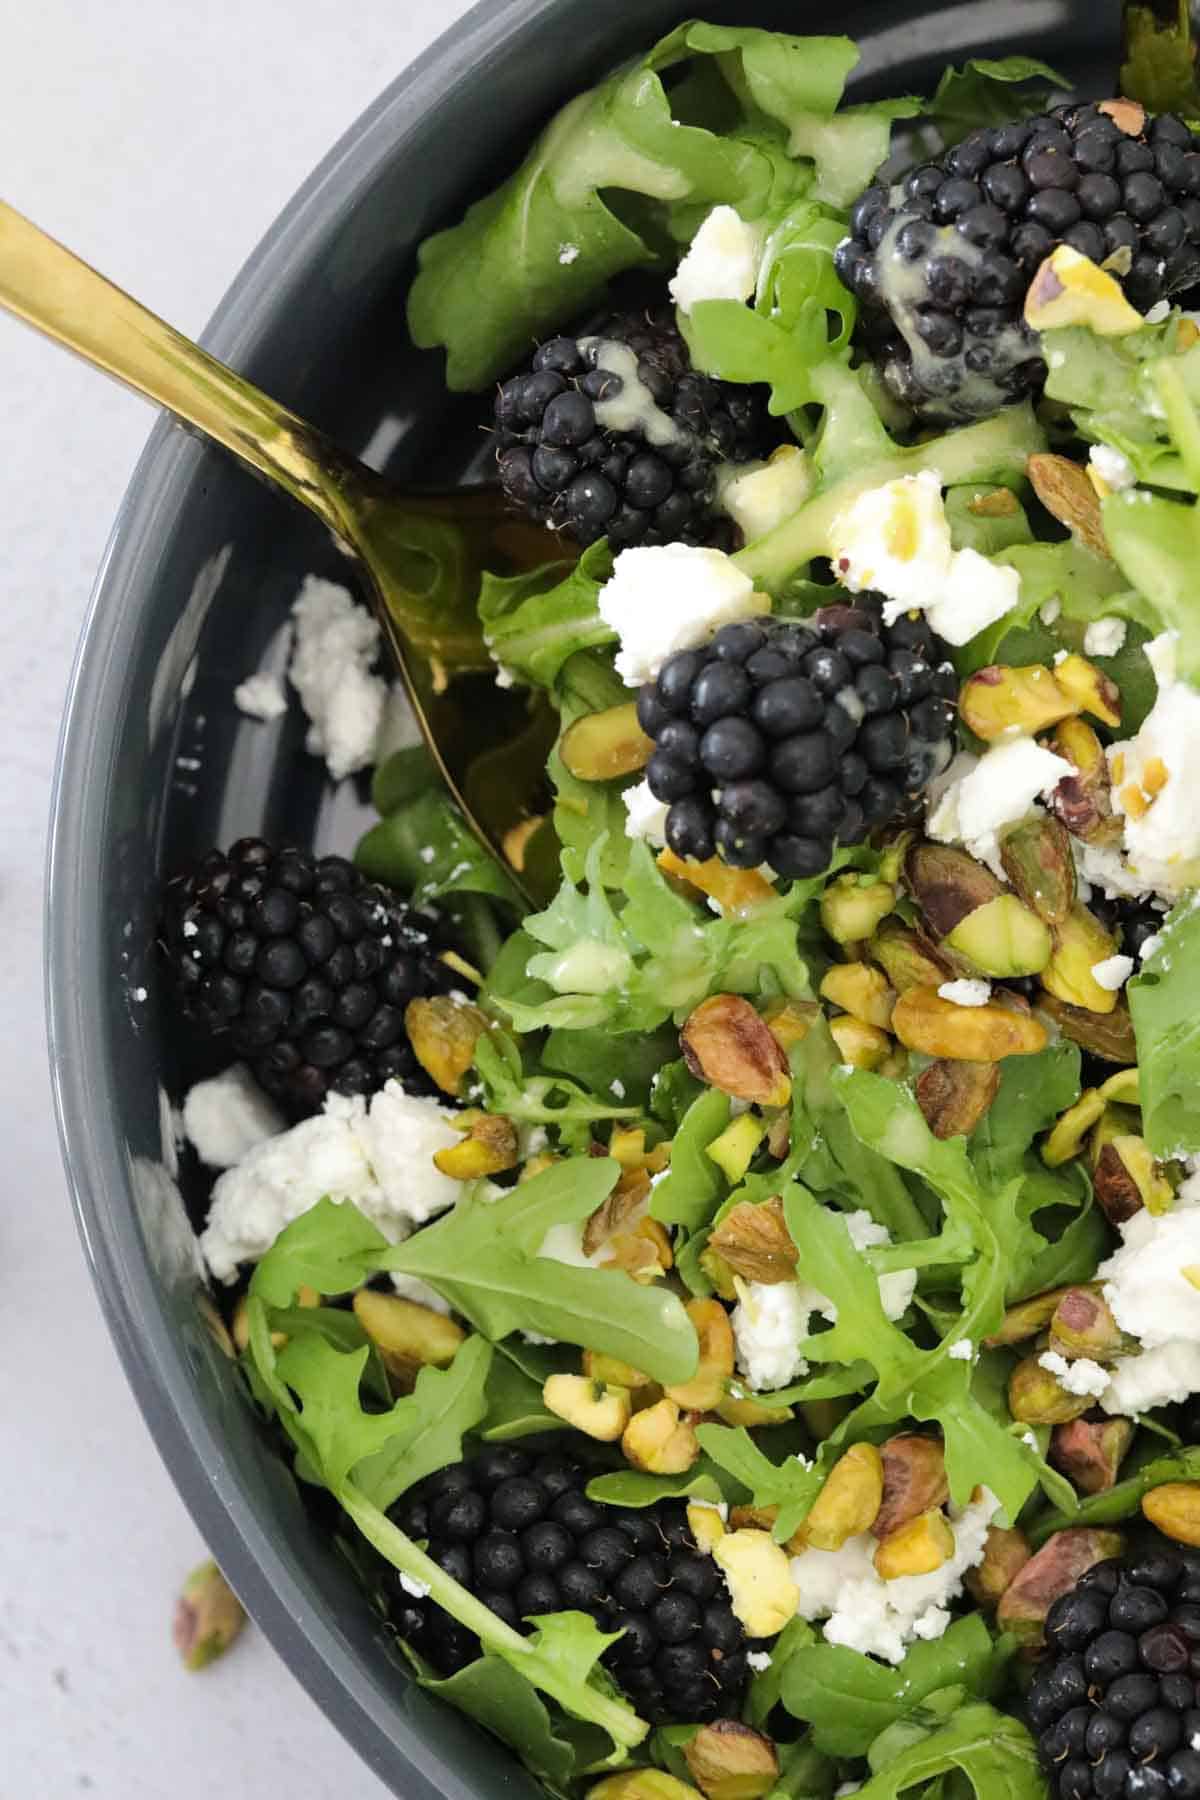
[874,212,1037,419]
[577,337,687,448]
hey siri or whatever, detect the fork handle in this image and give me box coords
[0,199,365,536]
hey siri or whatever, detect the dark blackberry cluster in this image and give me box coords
[836,104,1200,421]
[1028,1544,1200,1799]
[161,838,459,1116]
[390,1445,754,1724]
[494,307,776,550]
[637,603,957,879]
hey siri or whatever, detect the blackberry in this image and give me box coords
[1030,1543,1200,1798]
[161,837,460,1115]
[494,307,776,550]
[639,601,957,878]
[837,104,1200,421]
[389,1446,755,1723]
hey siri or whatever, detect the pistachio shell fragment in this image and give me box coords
[1042,1089,1106,1166]
[405,996,491,1096]
[872,1435,950,1538]
[959,663,1077,741]
[1051,1416,1135,1496]
[1048,1286,1124,1360]
[1040,904,1121,1015]
[996,1527,1124,1644]
[905,842,1002,939]
[965,1526,1032,1608]
[683,1722,780,1800]
[353,1290,466,1388]
[1026,452,1111,555]
[681,994,792,1106]
[1038,993,1137,1064]
[709,1197,798,1286]
[869,917,950,993]
[174,1560,247,1671]
[1008,1353,1092,1426]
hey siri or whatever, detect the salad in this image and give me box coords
[161,16,1200,1800]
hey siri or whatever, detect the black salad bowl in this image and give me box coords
[46,1,1119,1792]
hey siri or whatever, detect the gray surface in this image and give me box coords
[1,3,470,1793]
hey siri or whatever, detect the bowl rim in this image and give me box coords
[44,0,561,1787]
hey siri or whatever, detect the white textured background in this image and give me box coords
[0,1,473,1792]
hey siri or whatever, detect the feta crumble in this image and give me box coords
[289,577,390,779]
[1038,1350,1111,1399]
[399,1573,431,1599]
[181,1065,285,1170]
[789,1490,999,1663]
[928,738,1074,879]
[1083,616,1128,658]
[1090,953,1134,992]
[747,1650,773,1673]
[669,205,762,314]
[830,470,1019,646]
[938,979,991,1008]
[390,1272,452,1314]
[732,1211,917,1390]
[557,243,579,265]
[597,544,760,685]
[623,778,670,846]
[948,1338,974,1361]
[1098,1182,1200,1412]
[233,671,289,721]
[1107,659,1200,896]
[200,1083,461,1282]
[1089,444,1136,492]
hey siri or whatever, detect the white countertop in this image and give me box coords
[1,2,474,1792]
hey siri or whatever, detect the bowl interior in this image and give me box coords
[48,1,1116,1792]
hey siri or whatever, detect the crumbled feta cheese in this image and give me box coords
[399,1572,431,1599]
[597,544,760,685]
[557,243,579,265]
[1105,1341,1200,1414]
[1098,1186,1200,1412]
[1146,299,1171,324]
[1089,444,1137,492]
[1039,1350,1111,1399]
[718,446,812,542]
[1039,597,1062,625]
[1074,836,1153,902]
[521,1330,558,1346]
[181,1065,285,1170]
[789,1490,999,1663]
[669,206,762,314]
[610,1079,626,1099]
[200,1083,461,1281]
[289,577,389,779]
[733,1212,916,1389]
[732,1280,813,1391]
[1083,616,1128,658]
[747,1650,773,1673]
[948,1338,974,1361]
[234,671,289,721]
[1107,671,1200,896]
[830,471,1019,646]
[938,979,991,1008]
[537,1220,603,1269]
[1146,628,1179,688]
[1139,931,1163,961]
[928,737,1074,878]
[1090,953,1134,991]
[623,778,670,846]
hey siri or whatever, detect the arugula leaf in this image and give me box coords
[744,1614,815,1730]
[788,1081,1049,1523]
[968,1042,1080,1189]
[1032,1445,1200,1541]
[409,24,871,390]
[478,543,613,692]
[927,57,1066,144]
[943,484,1033,558]
[1129,894,1200,1158]
[471,1030,638,1143]
[383,1158,700,1385]
[855,1703,1043,1799]
[1121,0,1200,116]
[293,1334,493,1510]
[767,1737,838,1800]
[585,1464,733,1507]
[249,1196,388,1307]
[500,837,814,1037]
[734,366,1045,594]
[542,1022,677,1113]
[423,1655,607,1787]
[681,201,857,414]
[779,1615,1006,1757]
[355,781,524,913]
[695,1423,823,1540]
[651,1088,732,1232]
[481,1345,571,1443]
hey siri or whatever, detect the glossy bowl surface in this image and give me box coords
[47,2,1114,1791]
